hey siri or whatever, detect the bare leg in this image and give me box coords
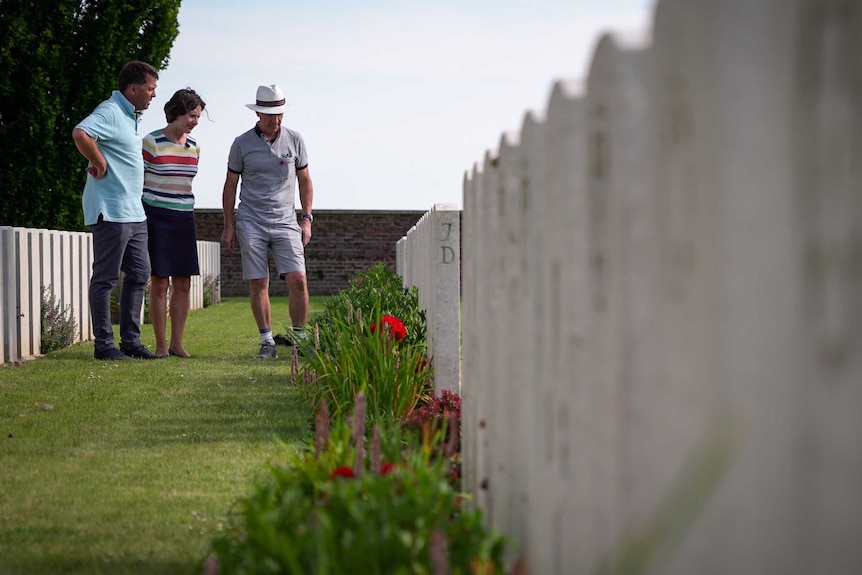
[168,276,191,357]
[249,277,272,330]
[286,271,309,327]
[149,276,170,356]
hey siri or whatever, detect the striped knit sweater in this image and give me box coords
[142,129,200,211]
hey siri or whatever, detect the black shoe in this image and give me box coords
[273,333,293,346]
[94,347,129,361]
[120,344,163,360]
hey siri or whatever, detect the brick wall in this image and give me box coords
[194,209,425,297]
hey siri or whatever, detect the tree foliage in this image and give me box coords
[0,0,181,230]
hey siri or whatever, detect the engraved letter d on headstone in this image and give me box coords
[441,246,455,264]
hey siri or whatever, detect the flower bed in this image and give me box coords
[204,264,510,574]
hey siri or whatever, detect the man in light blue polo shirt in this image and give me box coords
[72,61,162,361]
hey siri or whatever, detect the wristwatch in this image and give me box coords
[301,213,313,223]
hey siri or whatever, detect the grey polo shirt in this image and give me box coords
[227,124,308,224]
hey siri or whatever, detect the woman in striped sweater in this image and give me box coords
[142,88,206,358]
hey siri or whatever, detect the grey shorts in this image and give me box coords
[235,218,305,280]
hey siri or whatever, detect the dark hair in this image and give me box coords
[164,88,206,123]
[118,61,159,91]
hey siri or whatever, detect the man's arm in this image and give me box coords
[221,170,240,254]
[297,167,314,247]
[72,128,108,178]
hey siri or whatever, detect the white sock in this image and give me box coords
[260,328,275,345]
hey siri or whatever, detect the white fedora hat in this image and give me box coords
[245,84,292,114]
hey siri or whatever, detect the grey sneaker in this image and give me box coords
[255,343,278,359]
[297,341,317,360]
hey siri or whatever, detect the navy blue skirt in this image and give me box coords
[144,203,200,277]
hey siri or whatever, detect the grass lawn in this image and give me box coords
[0,296,328,575]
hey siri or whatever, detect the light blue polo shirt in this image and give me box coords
[76,91,146,225]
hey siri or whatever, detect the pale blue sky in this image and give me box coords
[139,0,653,211]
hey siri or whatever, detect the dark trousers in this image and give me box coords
[89,218,150,352]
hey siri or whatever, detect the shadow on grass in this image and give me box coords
[0,554,200,575]
[0,526,202,573]
[110,382,312,447]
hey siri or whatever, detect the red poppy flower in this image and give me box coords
[370,315,407,341]
[329,466,355,479]
[380,462,396,475]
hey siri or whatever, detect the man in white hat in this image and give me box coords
[220,84,315,359]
